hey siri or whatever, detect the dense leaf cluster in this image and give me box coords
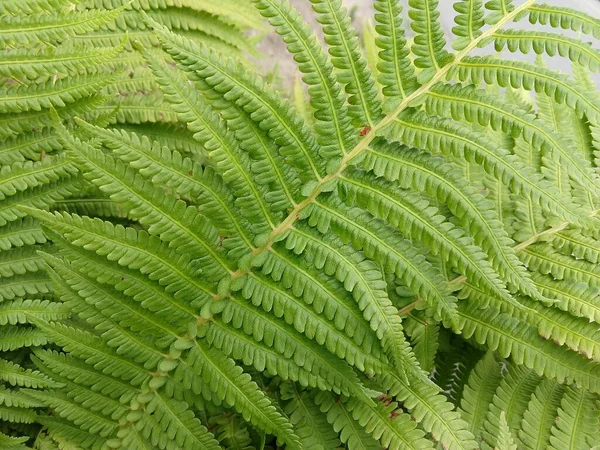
[1,0,599,449]
[0,1,263,447]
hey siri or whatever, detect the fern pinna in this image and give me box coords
[15,0,600,449]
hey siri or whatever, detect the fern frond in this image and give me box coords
[281,383,342,450]
[310,198,457,326]
[185,343,301,449]
[453,0,485,51]
[0,299,68,326]
[311,0,383,127]
[285,223,419,379]
[32,318,151,386]
[208,300,368,400]
[530,272,600,323]
[339,170,516,308]
[0,8,124,46]
[521,243,600,288]
[0,42,125,81]
[0,360,59,389]
[518,380,565,450]
[137,44,283,234]
[344,395,435,450]
[0,326,47,352]
[380,372,479,450]
[207,320,338,394]
[0,155,77,204]
[0,245,46,278]
[138,391,223,450]
[0,72,120,114]
[359,140,538,300]
[0,273,52,302]
[408,0,452,82]
[484,0,514,25]
[146,19,324,180]
[24,208,207,315]
[120,8,254,53]
[0,218,45,251]
[522,299,600,361]
[524,3,600,39]
[233,270,385,374]
[255,0,354,162]
[0,403,37,424]
[453,56,600,124]
[0,432,28,450]
[458,302,600,393]
[388,112,585,226]
[55,122,233,286]
[314,391,382,450]
[548,386,599,450]
[552,229,600,264]
[0,130,61,166]
[0,0,68,15]
[37,416,108,449]
[5,0,600,447]
[494,412,518,450]
[25,389,118,437]
[404,313,438,374]
[86,0,266,31]
[373,0,417,111]
[425,83,600,202]
[458,352,502,439]
[489,30,600,72]
[33,349,137,404]
[480,364,541,448]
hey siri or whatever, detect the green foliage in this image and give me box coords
[2,0,600,449]
[0,0,262,446]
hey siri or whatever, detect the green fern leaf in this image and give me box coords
[408,0,452,82]
[524,3,600,39]
[310,0,383,127]
[0,8,124,46]
[484,0,514,25]
[548,386,599,450]
[0,360,59,389]
[458,302,600,393]
[489,30,600,72]
[254,0,354,161]
[146,18,324,180]
[281,383,342,450]
[4,1,600,448]
[373,0,417,110]
[315,392,383,450]
[185,342,301,449]
[380,371,479,450]
[480,364,541,448]
[453,0,485,50]
[359,140,539,300]
[518,380,565,450]
[459,352,503,438]
[139,391,223,450]
[494,412,518,450]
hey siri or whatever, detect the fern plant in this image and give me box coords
[0,1,261,447]
[0,2,125,446]
[13,0,600,448]
[68,0,266,127]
